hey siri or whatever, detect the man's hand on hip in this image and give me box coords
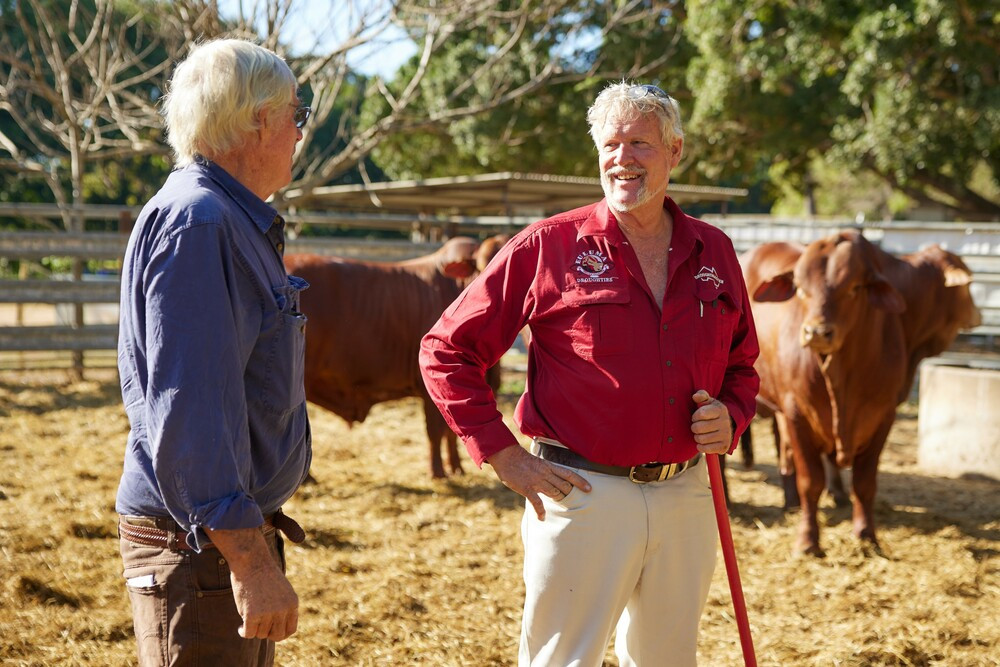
[487,444,591,521]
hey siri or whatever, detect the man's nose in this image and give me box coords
[612,145,632,165]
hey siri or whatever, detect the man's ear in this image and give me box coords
[256,107,271,138]
[670,137,683,166]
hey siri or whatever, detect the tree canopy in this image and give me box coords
[1,0,997,221]
[684,0,1000,220]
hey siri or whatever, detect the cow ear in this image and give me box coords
[753,271,795,302]
[943,265,973,287]
[442,260,476,279]
[867,277,906,313]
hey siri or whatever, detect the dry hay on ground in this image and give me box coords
[0,369,998,666]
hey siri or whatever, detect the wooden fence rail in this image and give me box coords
[2,211,999,358]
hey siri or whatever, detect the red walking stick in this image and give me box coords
[706,453,757,667]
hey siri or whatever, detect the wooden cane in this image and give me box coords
[706,452,757,667]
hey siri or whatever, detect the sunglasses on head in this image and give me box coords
[626,84,671,101]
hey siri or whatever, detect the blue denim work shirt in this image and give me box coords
[116,160,312,551]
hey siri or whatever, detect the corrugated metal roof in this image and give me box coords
[288,172,747,215]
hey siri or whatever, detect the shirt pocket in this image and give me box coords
[692,281,741,358]
[561,286,632,358]
[260,275,309,414]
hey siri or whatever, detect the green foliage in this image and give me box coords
[369,2,698,182]
[685,0,1000,219]
[2,1,995,223]
[81,155,172,207]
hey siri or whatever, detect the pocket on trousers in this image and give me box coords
[690,458,713,493]
[541,465,591,513]
[191,553,245,656]
[126,582,169,666]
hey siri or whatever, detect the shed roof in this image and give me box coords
[288,172,747,216]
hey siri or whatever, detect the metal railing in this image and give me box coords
[2,204,998,360]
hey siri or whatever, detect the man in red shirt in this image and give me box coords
[419,82,760,666]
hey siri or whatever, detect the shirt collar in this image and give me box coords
[579,196,705,257]
[192,157,282,234]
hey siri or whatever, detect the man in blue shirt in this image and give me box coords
[116,38,312,665]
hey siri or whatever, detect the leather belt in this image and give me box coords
[118,510,305,551]
[534,439,700,483]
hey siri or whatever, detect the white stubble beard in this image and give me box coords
[601,168,668,214]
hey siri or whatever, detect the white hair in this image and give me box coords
[163,38,296,167]
[586,81,684,148]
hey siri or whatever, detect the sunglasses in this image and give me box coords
[290,104,312,129]
[626,84,671,101]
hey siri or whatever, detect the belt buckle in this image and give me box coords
[628,463,661,483]
[629,461,681,483]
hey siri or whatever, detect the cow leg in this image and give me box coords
[739,428,754,469]
[445,429,464,476]
[775,413,800,510]
[787,425,826,557]
[822,453,850,508]
[794,452,826,557]
[422,399,448,479]
[850,419,892,548]
[785,449,847,508]
[718,453,731,504]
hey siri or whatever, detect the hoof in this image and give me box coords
[831,493,851,509]
[794,541,826,558]
[857,540,888,559]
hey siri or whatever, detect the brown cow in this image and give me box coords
[737,241,981,515]
[884,245,982,399]
[475,233,512,273]
[748,230,908,556]
[285,236,493,478]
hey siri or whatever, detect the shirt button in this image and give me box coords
[277,242,285,252]
[667,436,674,443]
[218,557,227,565]
[669,397,675,405]
[666,360,672,367]
[662,324,668,331]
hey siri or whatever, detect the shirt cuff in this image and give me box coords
[185,493,265,551]
[461,419,520,467]
[722,400,749,456]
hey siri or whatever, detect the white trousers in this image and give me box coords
[518,446,718,667]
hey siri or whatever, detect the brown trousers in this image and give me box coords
[119,526,285,667]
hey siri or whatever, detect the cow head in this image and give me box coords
[435,237,480,280]
[925,245,982,330]
[475,234,512,274]
[754,230,906,358]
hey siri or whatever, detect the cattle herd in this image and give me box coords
[285,229,981,557]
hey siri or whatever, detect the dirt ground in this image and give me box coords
[0,368,998,666]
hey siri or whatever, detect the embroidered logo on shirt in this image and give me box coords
[694,266,724,288]
[575,250,616,283]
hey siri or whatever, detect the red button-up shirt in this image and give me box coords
[419,197,759,468]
